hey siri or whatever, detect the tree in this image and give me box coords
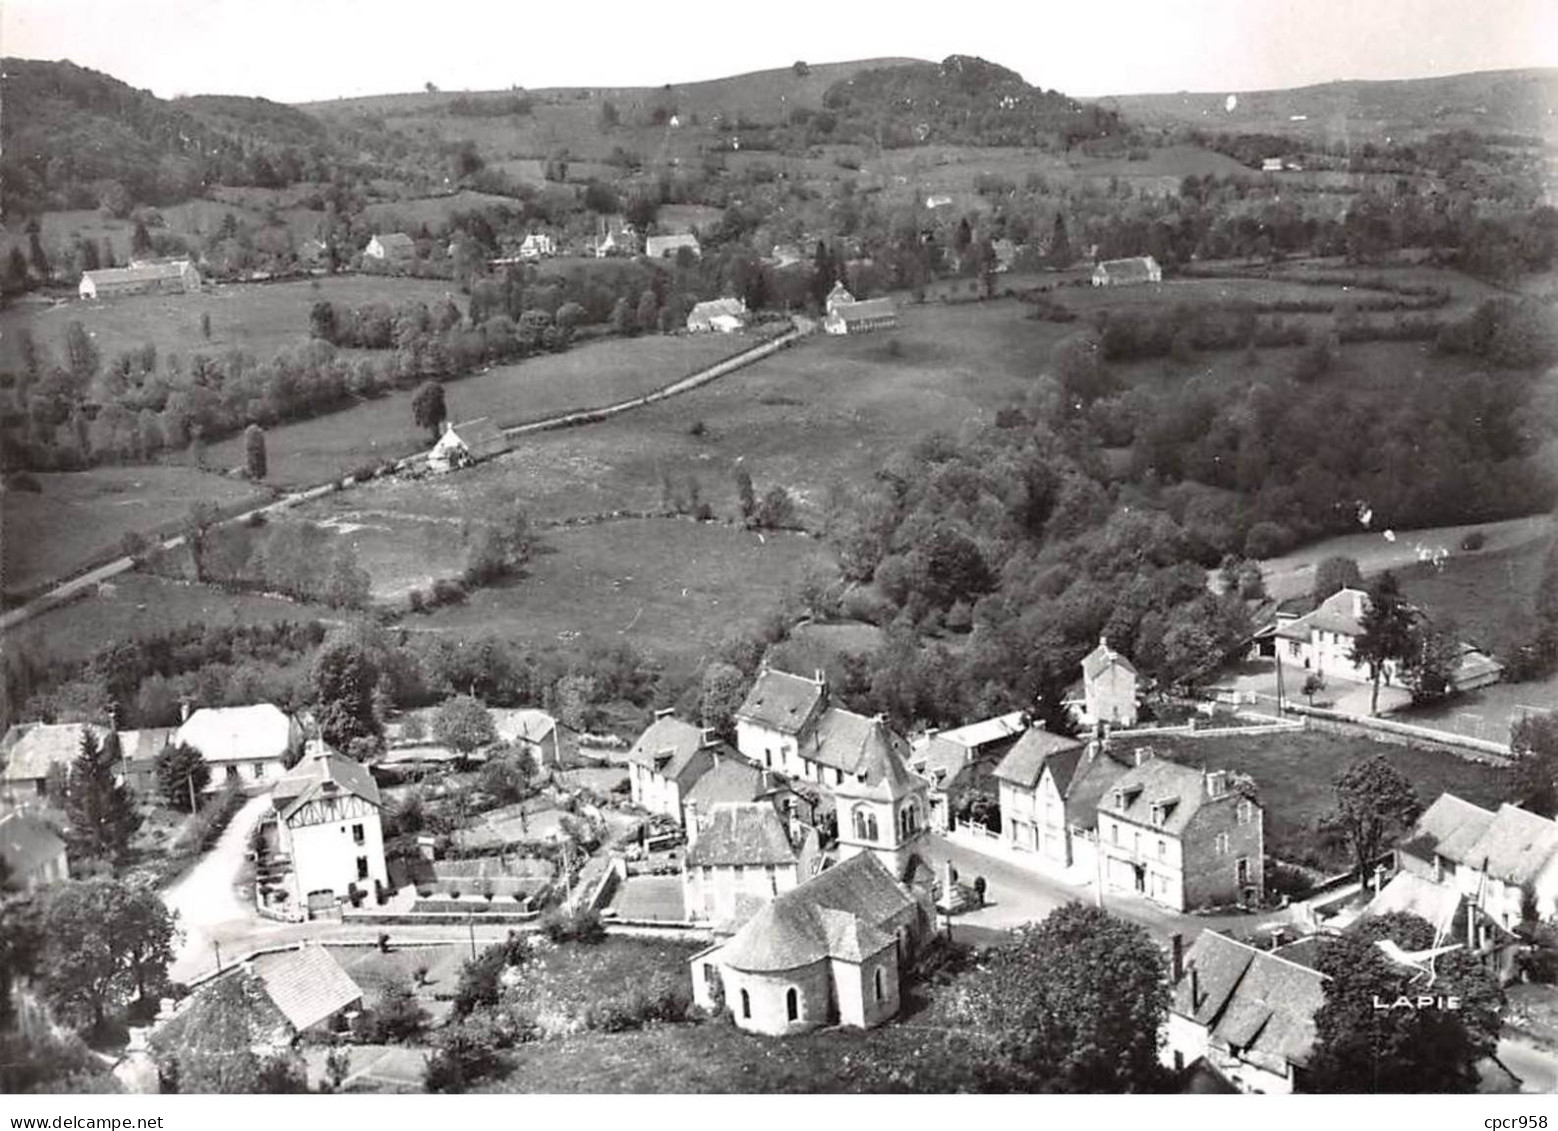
[699,662,748,740]
[478,749,533,805]
[432,694,496,757]
[462,505,535,587]
[38,879,175,1031]
[131,220,153,258]
[324,547,371,610]
[64,730,141,866]
[1511,713,1558,816]
[26,218,49,281]
[753,485,796,530]
[423,1015,509,1093]
[1047,212,1073,268]
[1313,555,1363,602]
[312,638,382,752]
[1327,754,1420,883]
[150,971,307,1093]
[64,321,101,388]
[200,311,212,341]
[1402,617,1460,705]
[1301,671,1326,707]
[155,742,209,813]
[734,467,756,524]
[952,903,1169,1091]
[243,424,267,480]
[182,501,220,583]
[1349,571,1417,715]
[412,381,447,440]
[1308,922,1502,1092]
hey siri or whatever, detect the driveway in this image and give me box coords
[163,792,280,982]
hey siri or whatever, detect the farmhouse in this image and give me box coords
[1395,792,1558,931]
[1079,636,1141,728]
[78,260,201,300]
[364,232,415,264]
[683,802,822,924]
[426,417,509,473]
[172,703,303,790]
[733,668,915,790]
[993,730,1129,873]
[248,945,364,1035]
[1163,931,1325,1094]
[625,711,732,824]
[1261,157,1286,172]
[1090,256,1162,287]
[0,811,68,892]
[688,851,930,1036]
[644,233,700,260]
[823,297,897,335]
[686,297,748,333]
[991,238,1018,272]
[594,225,639,258]
[0,722,111,800]
[824,281,855,315]
[1096,754,1263,912]
[518,233,556,260]
[268,743,389,914]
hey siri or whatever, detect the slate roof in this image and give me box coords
[1082,637,1138,681]
[174,704,296,764]
[1451,644,1504,686]
[249,945,363,1033]
[835,298,896,324]
[685,803,798,867]
[81,262,194,288]
[911,733,971,785]
[1063,744,1134,830]
[1467,804,1558,887]
[992,727,1086,790]
[1399,793,1496,865]
[683,759,767,811]
[1104,758,1235,836]
[814,709,913,780]
[826,282,855,305]
[273,746,381,824]
[1094,256,1159,283]
[449,417,508,460]
[716,853,914,972]
[926,712,1027,752]
[834,719,922,801]
[735,670,826,735]
[626,715,719,788]
[489,708,557,746]
[117,727,174,762]
[687,297,747,323]
[0,811,66,878]
[1,722,110,783]
[1173,932,1326,1073]
[371,232,414,253]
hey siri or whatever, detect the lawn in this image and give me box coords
[1145,730,1514,871]
[606,875,687,921]
[1396,525,1555,662]
[405,518,834,662]
[6,572,335,665]
[205,331,751,488]
[0,275,466,374]
[504,936,703,1036]
[0,465,264,595]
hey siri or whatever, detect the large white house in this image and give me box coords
[1272,586,1397,685]
[682,802,820,924]
[173,704,303,790]
[1079,637,1140,727]
[625,711,727,823]
[270,744,389,914]
[364,233,415,264]
[79,260,201,300]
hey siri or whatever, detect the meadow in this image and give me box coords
[0,465,263,595]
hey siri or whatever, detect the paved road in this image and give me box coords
[163,792,276,982]
[1483,1039,1558,1094]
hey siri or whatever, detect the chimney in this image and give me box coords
[1189,964,1200,1010]
[1205,770,1227,799]
[814,668,828,703]
[788,806,802,848]
[179,698,193,723]
[700,727,718,750]
[1170,933,1184,982]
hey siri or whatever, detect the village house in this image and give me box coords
[732,669,915,791]
[116,726,174,797]
[824,281,855,315]
[909,711,1025,831]
[1163,931,1325,1094]
[682,802,822,924]
[993,730,1130,874]
[0,811,68,892]
[1096,753,1264,911]
[1261,157,1286,172]
[680,757,804,833]
[78,259,201,300]
[688,851,930,1036]
[488,708,567,770]
[925,194,954,209]
[426,417,509,473]
[1271,586,1397,686]
[1090,255,1163,287]
[363,232,415,265]
[823,297,897,335]
[645,233,701,260]
[626,711,733,824]
[0,722,111,801]
[991,238,1018,273]
[1393,792,1558,932]
[267,744,389,915]
[518,232,556,260]
[594,225,639,258]
[686,296,748,333]
[1078,636,1141,728]
[173,703,303,790]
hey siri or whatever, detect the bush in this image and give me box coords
[540,906,606,945]
[1460,530,1487,552]
[423,1015,511,1093]
[1242,521,1294,560]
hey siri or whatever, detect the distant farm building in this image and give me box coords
[427,418,508,473]
[79,260,201,300]
[991,238,1018,273]
[1091,256,1162,287]
[645,233,701,260]
[594,226,639,258]
[518,233,556,260]
[824,297,897,335]
[0,722,111,801]
[364,232,415,264]
[687,297,748,333]
[1261,157,1285,172]
[824,282,855,315]
[925,194,954,209]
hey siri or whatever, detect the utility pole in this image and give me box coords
[187,771,198,815]
[468,913,476,961]
[1274,640,1286,716]
[213,940,223,973]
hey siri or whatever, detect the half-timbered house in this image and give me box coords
[270,743,389,916]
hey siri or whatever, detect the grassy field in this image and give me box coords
[360,191,525,230]
[1146,730,1514,870]
[505,937,702,1033]
[204,331,752,488]
[1,275,465,374]
[0,465,264,594]
[1396,526,1555,661]
[5,572,336,666]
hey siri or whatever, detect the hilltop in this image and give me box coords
[1092,66,1558,141]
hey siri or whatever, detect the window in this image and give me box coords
[704,964,719,992]
[356,856,369,880]
[766,865,778,894]
[701,865,711,881]
[1236,857,1251,885]
[874,967,885,1003]
[740,989,751,1020]
[225,765,239,782]
[253,762,267,778]
[1110,821,1120,846]
[733,865,745,884]
[1214,833,1230,855]
[786,987,799,1022]
[1158,838,1167,860]
[852,807,878,843]
[834,768,843,786]
[352,823,365,845]
[1133,831,1141,856]
[765,749,773,768]
[1236,800,1254,826]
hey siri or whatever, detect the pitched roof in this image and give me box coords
[812,708,911,778]
[81,262,194,287]
[273,746,381,823]
[928,712,1027,752]
[371,232,414,251]
[1094,256,1159,282]
[1399,793,1496,865]
[992,727,1086,790]
[685,802,797,867]
[248,945,363,1033]
[645,233,700,257]
[488,708,557,746]
[117,727,174,763]
[1466,804,1558,887]
[1452,644,1504,685]
[911,734,971,785]
[1,722,110,783]
[1103,757,1239,836]
[1082,637,1138,681]
[688,297,747,322]
[683,759,767,811]
[1061,744,1133,829]
[626,715,717,788]
[716,853,915,972]
[174,704,296,764]
[826,282,855,304]
[0,811,65,878]
[836,298,896,323]
[1173,932,1326,1072]
[833,719,922,801]
[1365,870,1463,929]
[734,670,826,735]
[449,417,508,459]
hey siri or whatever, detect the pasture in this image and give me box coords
[0,274,465,374]
[206,330,752,487]
[0,465,263,594]
[360,191,525,231]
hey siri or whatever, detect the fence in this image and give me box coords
[1285,702,1512,763]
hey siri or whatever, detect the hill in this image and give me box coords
[1092,67,1558,142]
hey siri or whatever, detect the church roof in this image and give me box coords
[832,718,922,801]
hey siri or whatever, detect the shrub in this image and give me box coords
[1460,530,1487,552]
[540,906,606,945]
[688,419,707,438]
[1242,521,1294,560]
